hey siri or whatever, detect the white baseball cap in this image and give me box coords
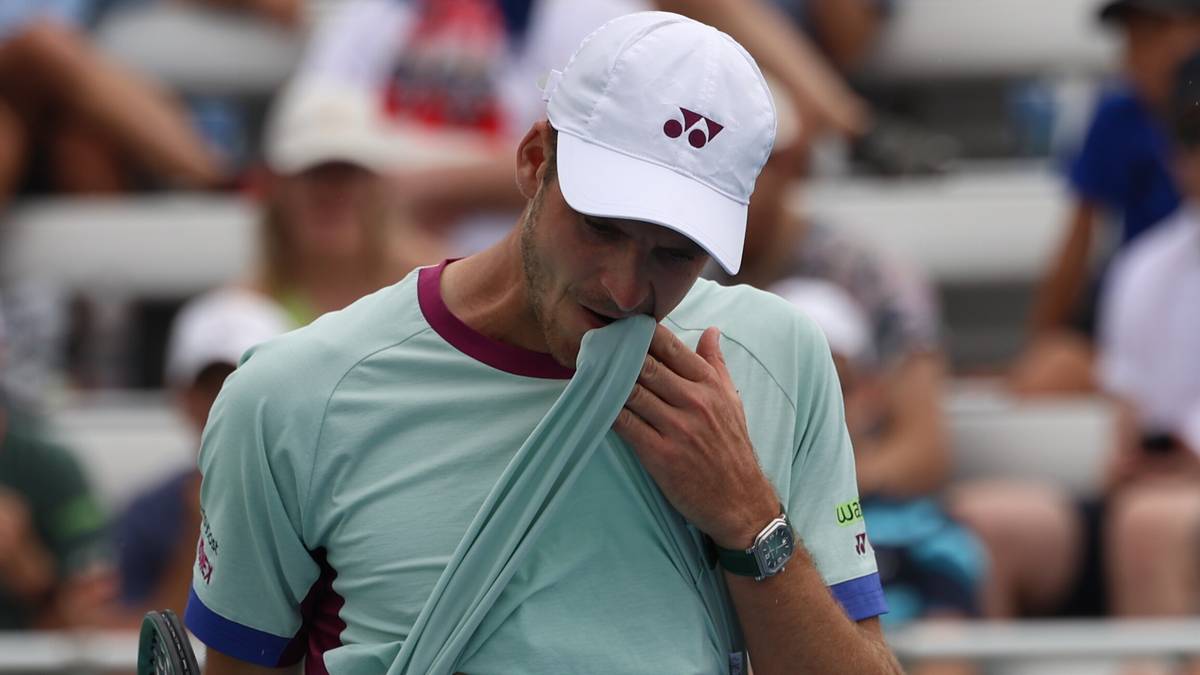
[265,79,489,175]
[165,289,292,388]
[543,11,777,275]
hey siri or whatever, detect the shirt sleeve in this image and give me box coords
[184,345,324,668]
[786,318,887,621]
[1068,95,1132,207]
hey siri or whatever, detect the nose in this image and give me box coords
[599,246,652,315]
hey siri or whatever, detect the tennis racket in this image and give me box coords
[138,609,200,675]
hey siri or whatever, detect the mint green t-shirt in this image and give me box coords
[185,260,884,673]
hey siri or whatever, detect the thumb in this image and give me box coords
[696,327,725,369]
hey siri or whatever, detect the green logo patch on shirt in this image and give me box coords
[835,499,863,527]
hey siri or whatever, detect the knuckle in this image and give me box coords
[615,408,634,428]
[641,356,657,380]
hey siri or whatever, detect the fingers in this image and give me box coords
[612,404,662,452]
[637,354,697,408]
[649,324,710,382]
[695,327,724,368]
[624,380,675,431]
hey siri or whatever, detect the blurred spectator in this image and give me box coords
[301,0,871,254]
[720,82,984,664]
[1101,47,1200,626]
[1014,0,1200,395]
[0,312,116,629]
[0,1,222,203]
[771,279,983,675]
[770,0,890,72]
[252,79,444,320]
[113,79,439,615]
[115,290,288,620]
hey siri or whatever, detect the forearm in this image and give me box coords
[0,539,56,604]
[860,431,948,498]
[1031,202,1096,334]
[726,545,900,674]
[808,0,886,72]
[860,354,950,498]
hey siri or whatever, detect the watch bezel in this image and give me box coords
[750,516,795,580]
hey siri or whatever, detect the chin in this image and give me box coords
[547,335,583,369]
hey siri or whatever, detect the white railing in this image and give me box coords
[0,631,201,673]
[2,620,1199,672]
[887,619,1200,662]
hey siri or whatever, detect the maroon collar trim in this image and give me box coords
[418,260,575,380]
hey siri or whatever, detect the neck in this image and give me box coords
[440,228,548,353]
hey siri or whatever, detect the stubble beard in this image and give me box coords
[519,186,577,367]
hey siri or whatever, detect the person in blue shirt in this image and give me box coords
[1014,0,1200,396]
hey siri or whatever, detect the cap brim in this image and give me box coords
[268,133,397,174]
[555,131,747,275]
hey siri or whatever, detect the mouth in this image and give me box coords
[581,305,619,329]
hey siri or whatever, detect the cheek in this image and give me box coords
[652,263,706,318]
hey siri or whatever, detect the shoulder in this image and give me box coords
[1081,87,1159,150]
[1110,211,1198,291]
[1,410,83,477]
[123,470,191,517]
[1090,88,1147,127]
[667,279,829,387]
[214,272,428,430]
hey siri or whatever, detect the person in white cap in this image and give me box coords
[253,78,443,325]
[187,12,897,674]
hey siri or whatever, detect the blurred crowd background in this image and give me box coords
[1,0,1199,673]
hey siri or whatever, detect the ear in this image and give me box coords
[515,120,554,199]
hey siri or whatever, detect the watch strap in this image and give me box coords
[715,544,762,577]
[712,504,789,578]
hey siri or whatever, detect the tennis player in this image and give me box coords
[185,12,896,674]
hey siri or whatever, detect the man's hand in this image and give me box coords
[613,325,779,549]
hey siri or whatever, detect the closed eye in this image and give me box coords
[656,247,699,264]
[583,216,623,240]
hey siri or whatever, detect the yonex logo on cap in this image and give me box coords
[663,107,725,148]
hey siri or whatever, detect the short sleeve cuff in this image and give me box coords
[829,572,888,621]
[185,587,301,667]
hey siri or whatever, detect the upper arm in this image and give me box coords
[787,319,886,620]
[881,353,948,455]
[184,353,323,668]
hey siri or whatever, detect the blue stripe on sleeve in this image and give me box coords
[829,572,888,621]
[185,587,300,667]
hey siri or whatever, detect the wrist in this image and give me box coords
[711,498,785,550]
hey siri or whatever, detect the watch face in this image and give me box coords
[754,520,795,575]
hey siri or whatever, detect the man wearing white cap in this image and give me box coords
[187,12,896,674]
